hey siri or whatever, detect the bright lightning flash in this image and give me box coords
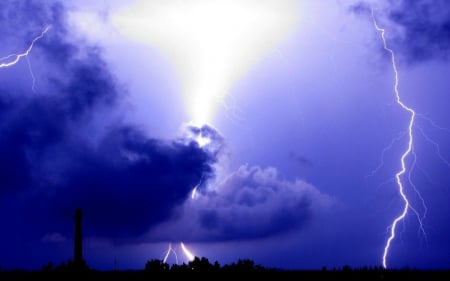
[162,242,195,264]
[113,0,298,125]
[372,10,416,269]
[180,242,195,261]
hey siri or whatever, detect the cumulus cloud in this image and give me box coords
[148,165,334,242]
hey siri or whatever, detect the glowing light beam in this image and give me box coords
[113,0,298,125]
[371,9,416,269]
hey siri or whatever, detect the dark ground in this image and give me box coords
[1,257,448,280]
[1,269,450,280]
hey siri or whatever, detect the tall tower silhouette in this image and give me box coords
[74,208,83,269]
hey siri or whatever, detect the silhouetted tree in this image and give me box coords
[237,258,256,271]
[145,259,169,273]
[222,258,265,273]
[189,257,214,272]
[342,265,352,272]
[213,260,221,272]
[52,258,90,274]
[41,261,54,272]
[170,263,190,273]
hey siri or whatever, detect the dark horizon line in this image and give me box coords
[1,256,449,273]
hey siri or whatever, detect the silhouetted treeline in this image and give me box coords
[1,257,449,280]
[144,256,271,273]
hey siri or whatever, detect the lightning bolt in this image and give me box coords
[0,26,50,91]
[162,242,195,264]
[26,56,37,92]
[365,131,407,180]
[180,242,195,261]
[0,26,50,68]
[162,243,179,264]
[371,9,417,269]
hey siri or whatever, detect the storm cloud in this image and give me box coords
[388,0,450,62]
[147,165,334,242]
[0,1,220,243]
[350,0,450,63]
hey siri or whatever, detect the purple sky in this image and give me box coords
[0,0,449,271]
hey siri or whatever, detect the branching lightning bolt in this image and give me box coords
[371,9,416,269]
[162,242,195,264]
[0,26,50,91]
[26,56,37,92]
[365,131,407,180]
[0,26,50,68]
[415,125,450,168]
[163,243,179,264]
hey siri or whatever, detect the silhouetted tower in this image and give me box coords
[74,208,83,269]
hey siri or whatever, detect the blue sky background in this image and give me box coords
[0,0,449,271]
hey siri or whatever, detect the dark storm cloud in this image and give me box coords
[0,0,64,59]
[388,0,450,62]
[351,0,450,63]
[148,165,334,242]
[0,0,119,196]
[0,1,219,242]
[28,125,219,240]
[0,95,63,196]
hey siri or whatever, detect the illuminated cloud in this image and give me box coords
[112,0,299,124]
[148,165,335,242]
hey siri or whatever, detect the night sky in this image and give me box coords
[1,0,449,271]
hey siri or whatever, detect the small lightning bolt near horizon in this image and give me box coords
[162,242,195,264]
[163,243,179,264]
[371,9,417,269]
[180,242,195,261]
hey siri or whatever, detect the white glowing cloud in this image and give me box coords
[113,0,299,125]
